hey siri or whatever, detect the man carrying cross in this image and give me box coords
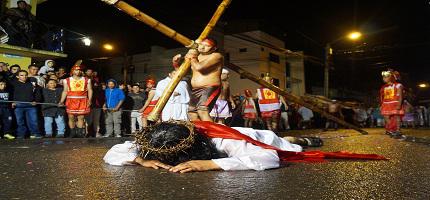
[173,38,224,122]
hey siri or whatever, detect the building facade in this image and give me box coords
[104,30,305,96]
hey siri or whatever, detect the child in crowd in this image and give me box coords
[242,89,257,128]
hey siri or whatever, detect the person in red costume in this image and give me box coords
[380,69,406,139]
[139,78,157,127]
[59,65,93,138]
[242,89,258,128]
[104,121,386,173]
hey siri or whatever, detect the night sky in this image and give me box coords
[36,0,430,97]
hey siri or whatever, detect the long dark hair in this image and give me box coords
[140,122,219,166]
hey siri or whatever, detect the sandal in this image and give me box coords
[301,137,324,147]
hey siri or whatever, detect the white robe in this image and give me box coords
[103,127,303,171]
[155,77,190,121]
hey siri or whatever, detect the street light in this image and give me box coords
[324,31,363,97]
[82,37,91,46]
[418,83,429,88]
[347,31,362,40]
[103,43,114,51]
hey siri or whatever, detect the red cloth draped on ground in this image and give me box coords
[65,77,90,115]
[193,121,388,162]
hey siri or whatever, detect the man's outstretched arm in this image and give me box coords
[134,157,172,170]
[169,160,221,173]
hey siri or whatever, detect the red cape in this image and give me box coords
[193,121,387,162]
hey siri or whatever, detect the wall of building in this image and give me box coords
[104,46,188,83]
[102,30,306,99]
[0,54,31,69]
[225,31,287,95]
[287,52,305,96]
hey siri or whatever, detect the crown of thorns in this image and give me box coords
[134,120,195,158]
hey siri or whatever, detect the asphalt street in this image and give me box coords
[0,128,429,199]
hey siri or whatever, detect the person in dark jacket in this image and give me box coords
[10,70,41,139]
[85,78,105,138]
[102,79,125,137]
[42,79,65,138]
[0,79,14,139]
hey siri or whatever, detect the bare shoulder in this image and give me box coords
[210,52,223,60]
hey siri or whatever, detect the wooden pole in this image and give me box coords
[226,63,368,135]
[101,0,232,121]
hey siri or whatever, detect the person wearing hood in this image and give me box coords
[102,79,125,137]
[38,60,55,76]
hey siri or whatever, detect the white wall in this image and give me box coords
[287,52,306,96]
[225,30,286,95]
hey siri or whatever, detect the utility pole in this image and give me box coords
[324,43,332,97]
[123,52,128,84]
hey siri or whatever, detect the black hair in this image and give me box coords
[17,0,27,5]
[0,79,7,83]
[131,83,140,88]
[142,122,219,166]
[17,70,28,75]
[10,64,20,70]
[28,64,38,69]
[47,79,57,83]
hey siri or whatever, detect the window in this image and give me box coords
[225,53,230,63]
[285,62,291,77]
[269,53,280,64]
[239,48,247,52]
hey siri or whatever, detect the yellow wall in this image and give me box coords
[0,54,31,70]
[6,0,37,15]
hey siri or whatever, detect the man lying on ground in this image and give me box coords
[104,121,386,173]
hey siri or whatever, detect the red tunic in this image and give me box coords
[65,77,90,115]
[257,88,281,119]
[243,98,257,119]
[380,82,404,116]
[143,100,158,117]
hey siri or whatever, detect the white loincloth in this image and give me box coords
[210,99,232,119]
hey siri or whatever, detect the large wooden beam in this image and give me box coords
[101,0,232,121]
[226,63,368,135]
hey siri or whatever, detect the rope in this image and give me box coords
[0,100,65,107]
